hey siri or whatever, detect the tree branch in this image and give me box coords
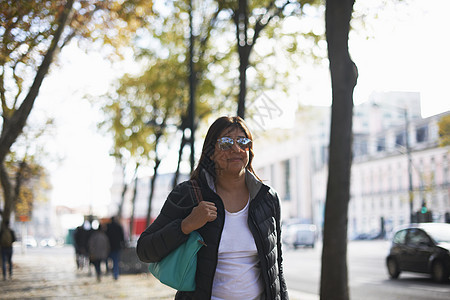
[253,0,293,46]
[198,6,222,62]
[0,0,74,164]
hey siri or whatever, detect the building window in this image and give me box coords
[353,137,368,157]
[321,145,328,165]
[416,125,428,143]
[383,112,392,119]
[370,169,374,194]
[443,154,448,186]
[430,156,436,186]
[284,160,291,201]
[377,138,386,152]
[388,165,392,192]
[361,140,367,156]
[395,132,406,147]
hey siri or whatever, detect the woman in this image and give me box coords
[137,116,289,300]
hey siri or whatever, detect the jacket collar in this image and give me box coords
[202,169,263,200]
[245,170,263,200]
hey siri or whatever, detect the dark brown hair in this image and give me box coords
[191,116,259,181]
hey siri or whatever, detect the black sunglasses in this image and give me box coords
[216,137,252,151]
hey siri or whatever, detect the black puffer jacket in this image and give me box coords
[136,170,289,300]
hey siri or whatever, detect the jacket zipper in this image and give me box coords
[249,194,272,300]
[207,190,225,299]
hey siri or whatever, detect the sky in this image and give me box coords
[350,0,450,117]
[33,0,450,215]
[35,47,117,215]
[295,0,450,118]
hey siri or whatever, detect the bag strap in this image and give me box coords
[188,180,208,247]
[190,179,203,203]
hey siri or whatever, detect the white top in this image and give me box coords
[211,198,263,300]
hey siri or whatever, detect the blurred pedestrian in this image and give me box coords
[73,221,91,270]
[106,216,125,280]
[73,225,85,270]
[0,220,16,280]
[88,224,110,282]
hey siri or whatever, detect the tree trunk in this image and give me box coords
[188,0,197,173]
[173,128,188,189]
[237,46,250,119]
[145,158,161,228]
[145,129,164,227]
[0,164,12,226]
[0,0,74,223]
[320,1,357,300]
[234,0,290,119]
[235,0,249,119]
[128,166,139,243]
[0,161,27,227]
[117,165,128,219]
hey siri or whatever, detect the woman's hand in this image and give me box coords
[181,201,217,234]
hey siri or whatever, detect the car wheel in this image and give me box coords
[387,258,400,279]
[431,260,449,283]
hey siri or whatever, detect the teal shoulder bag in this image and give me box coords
[148,180,206,291]
[148,231,205,291]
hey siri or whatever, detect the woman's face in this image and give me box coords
[211,127,250,177]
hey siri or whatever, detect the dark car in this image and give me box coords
[386,223,450,283]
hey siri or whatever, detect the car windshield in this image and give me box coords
[424,225,450,243]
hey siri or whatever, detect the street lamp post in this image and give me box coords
[403,109,414,223]
[373,103,414,223]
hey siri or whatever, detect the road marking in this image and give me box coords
[288,289,319,300]
[350,277,450,294]
[406,284,450,293]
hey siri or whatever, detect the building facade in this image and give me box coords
[253,91,449,238]
[349,111,449,237]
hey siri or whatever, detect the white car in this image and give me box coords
[283,224,317,249]
[23,236,38,248]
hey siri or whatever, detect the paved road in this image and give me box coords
[284,240,450,300]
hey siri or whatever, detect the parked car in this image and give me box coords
[23,236,38,248]
[350,231,381,241]
[386,223,450,283]
[282,223,316,248]
[40,237,57,248]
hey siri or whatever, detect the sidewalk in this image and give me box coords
[1,245,317,299]
[1,246,176,299]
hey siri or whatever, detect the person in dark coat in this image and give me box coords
[73,221,92,271]
[1,220,16,280]
[106,216,125,280]
[88,224,110,282]
[137,116,289,299]
[73,225,86,269]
